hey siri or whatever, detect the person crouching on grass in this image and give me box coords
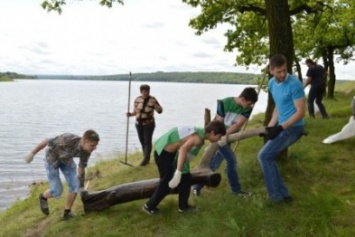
[24,130,100,220]
[142,120,226,215]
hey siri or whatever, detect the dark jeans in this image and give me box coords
[308,84,328,118]
[146,150,192,209]
[135,122,155,165]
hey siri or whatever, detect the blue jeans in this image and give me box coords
[44,159,79,198]
[258,125,304,201]
[193,144,241,193]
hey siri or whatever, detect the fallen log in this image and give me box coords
[81,127,266,212]
[82,169,220,212]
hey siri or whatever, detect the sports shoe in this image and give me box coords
[282,196,293,203]
[234,191,252,198]
[39,194,49,215]
[178,205,196,213]
[192,189,200,197]
[62,211,74,221]
[142,204,159,216]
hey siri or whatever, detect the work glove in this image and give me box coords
[265,125,283,140]
[24,152,35,163]
[217,135,228,147]
[168,170,182,189]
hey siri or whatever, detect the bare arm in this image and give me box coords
[31,139,48,155]
[268,108,279,127]
[226,116,248,135]
[77,166,85,188]
[176,134,202,172]
[280,98,306,129]
[304,76,312,88]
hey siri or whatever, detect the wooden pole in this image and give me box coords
[121,72,133,166]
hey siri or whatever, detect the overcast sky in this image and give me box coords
[0,0,354,79]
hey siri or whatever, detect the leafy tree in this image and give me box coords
[293,0,355,98]
[182,0,327,124]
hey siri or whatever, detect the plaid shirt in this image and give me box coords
[45,133,91,168]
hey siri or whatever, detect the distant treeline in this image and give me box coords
[0,71,37,81]
[36,71,261,84]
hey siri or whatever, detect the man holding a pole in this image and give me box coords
[127,84,163,166]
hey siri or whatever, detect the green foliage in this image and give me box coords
[2,82,355,236]
[183,0,355,83]
[41,0,124,14]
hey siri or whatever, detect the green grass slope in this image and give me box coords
[1,82,355,237]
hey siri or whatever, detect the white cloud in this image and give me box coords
[0,0,354,79]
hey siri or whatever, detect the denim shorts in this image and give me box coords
[44,158,79,197]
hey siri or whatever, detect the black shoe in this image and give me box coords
[39,194,49,215]
[142,204,159,216]
[267,196,293,206]
[283,196,293,203]
[62,211,74,221]
[178,205,196,213]
[140,160,149,166]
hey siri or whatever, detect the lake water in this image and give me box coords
[0,79,267,212]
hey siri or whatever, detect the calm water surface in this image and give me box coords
[0,79,267,211]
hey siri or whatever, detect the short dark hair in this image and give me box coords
[140,84,150,92]
[240,87,258,103]
[305,58,315,65]
[83,129,100,142]
[205,120,226,136]
[269,54,287,68]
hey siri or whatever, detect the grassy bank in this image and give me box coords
[1,82,355,237]
[0,76,12,82]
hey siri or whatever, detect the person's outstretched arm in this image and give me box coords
[24,139,48,163]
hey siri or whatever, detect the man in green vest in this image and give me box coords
[142,120,226,215]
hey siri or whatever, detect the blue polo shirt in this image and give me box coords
[269,74,305,126]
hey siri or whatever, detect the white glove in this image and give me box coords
[78,187,86,198]
[24,152,35,163]
[217,135,228,147]
[168,170,182,189]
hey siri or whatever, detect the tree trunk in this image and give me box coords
[326,47,336,99]
[81,127,266,212]
[264,0,295,161]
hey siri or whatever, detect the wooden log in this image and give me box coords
[82,170,220,212]
[81,127,266,212]
[196,127,266,169]
[204,108,211,127]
